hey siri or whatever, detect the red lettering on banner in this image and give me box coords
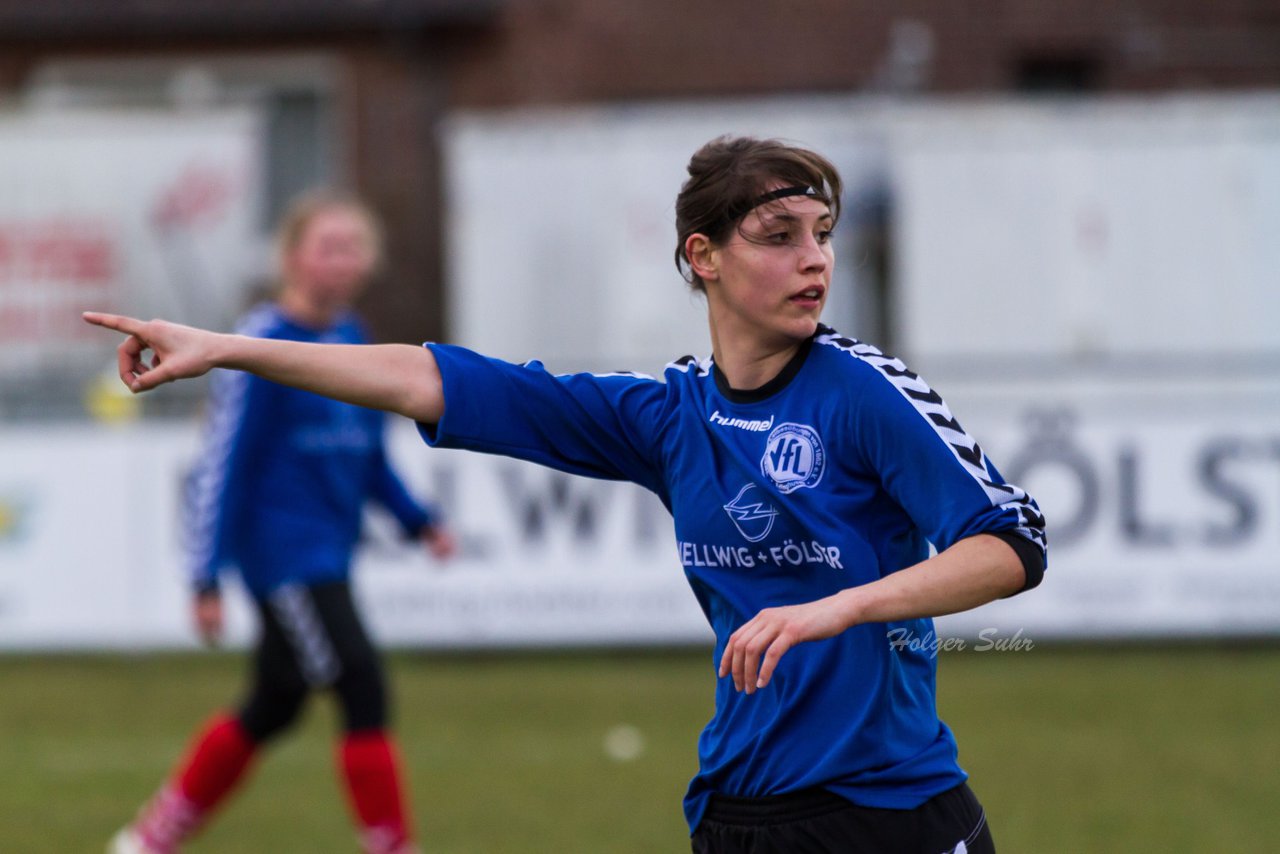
[0,219,118,350]
[0,220,118,286]
[152,164,233,229]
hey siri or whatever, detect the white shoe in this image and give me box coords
[107,827,162,854]
[359,826,421,854]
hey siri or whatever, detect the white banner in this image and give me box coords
[0,108,261,379]
[0,424,209,648]
[935,374,1280,640]
[0,420,706,650]
[2,386,1278,649]
[4,94,1280,647]
[890,96,1280,363]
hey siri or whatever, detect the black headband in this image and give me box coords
[751,185,819,205]
[709,185,819,235]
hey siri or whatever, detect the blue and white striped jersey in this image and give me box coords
[418,324,1045,833]
[185,303,437,598]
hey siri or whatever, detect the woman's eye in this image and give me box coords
[816,230,833,243]
[769,231,791,243]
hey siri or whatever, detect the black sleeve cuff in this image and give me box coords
[990,530,1045,595]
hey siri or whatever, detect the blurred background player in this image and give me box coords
[109,191,456,854]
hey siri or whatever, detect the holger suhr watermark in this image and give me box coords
[886,627,1034,658]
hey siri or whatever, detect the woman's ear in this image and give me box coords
[685,233,718,283]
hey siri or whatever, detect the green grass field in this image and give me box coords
[1,644,1277,853]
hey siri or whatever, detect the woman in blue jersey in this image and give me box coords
[107,192,455,854]
[88,137,1044,854]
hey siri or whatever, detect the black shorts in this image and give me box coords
[691,782,994,854]
[237,579,389,740]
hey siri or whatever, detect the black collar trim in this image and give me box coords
[712,333,816,404]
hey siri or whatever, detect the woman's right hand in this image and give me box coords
[82,312,224,393]
[193,590,225,647]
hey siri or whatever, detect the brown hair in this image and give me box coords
[275,189,385,275]
[674,136,843,291]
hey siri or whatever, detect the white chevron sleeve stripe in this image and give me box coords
[817,329,1047,556]
[183,306,279,582]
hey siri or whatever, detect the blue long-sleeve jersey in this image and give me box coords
[185,303,438,598]
[417,324,1045,834]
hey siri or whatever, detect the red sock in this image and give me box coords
[339,730,413,853]
[175,713,258,810]
[134,714,257,851]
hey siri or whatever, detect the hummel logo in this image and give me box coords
[709,410,774,432]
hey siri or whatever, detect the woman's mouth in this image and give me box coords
[790,285,826,305]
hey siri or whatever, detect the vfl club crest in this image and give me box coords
[761,422,825,494]
[723,483,779,542]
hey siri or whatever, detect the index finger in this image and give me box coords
[116,334,147,390]
[83,311,146,336]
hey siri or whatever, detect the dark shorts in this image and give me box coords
[691,782,994,854]
[237,579,389,741]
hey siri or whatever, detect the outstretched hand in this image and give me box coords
[83,312,222,393]
[719,595,854,693]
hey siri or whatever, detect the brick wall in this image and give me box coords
[446,0,1280,104]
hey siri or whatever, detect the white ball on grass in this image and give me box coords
[602,724,645,762]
